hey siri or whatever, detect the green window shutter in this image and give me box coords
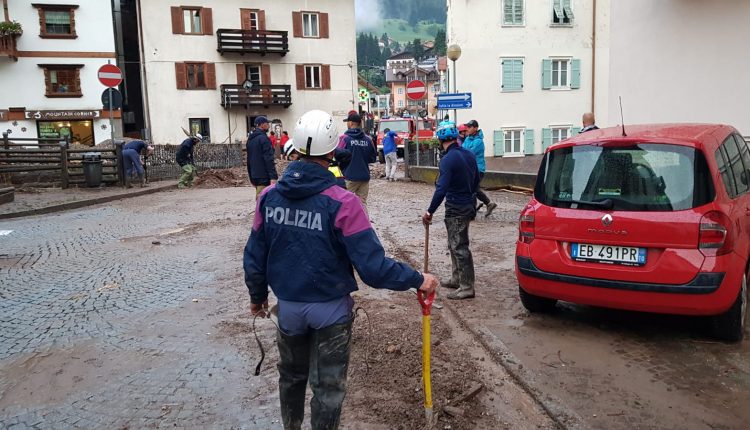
[501,59,512,91]
[553,0,564,22]
[542,59,552,89]
[515,59,524,90]
[503,0,513,24]
[571,59,581,89]
[563,0,574,20]
[524,129,535,155]
[571,126,582,136]
[542,128,552,151]
[493,130,504,156]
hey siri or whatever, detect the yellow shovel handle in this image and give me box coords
[422,314,432,411]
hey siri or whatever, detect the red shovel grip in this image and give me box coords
[417,290,435,316]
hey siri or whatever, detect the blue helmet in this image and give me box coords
[436,121,459,141]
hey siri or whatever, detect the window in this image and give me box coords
[248,11,259,30]
[305,65,321,88]
[40,64,83,97]
[183,8,202,34]
[33,4,78,38]
[719,135,749,196]
[551,127,570,144]
[398,100,404,107]
[171,6,212,35]
[246,65,262,87]
[186,63,206,89]
[538,144,715,212]
[504,129,523,155]
[189,118,210,143]
[398,88,404,94]
[552,0,574,25]
[552,59,569,87]
[303,12,319,37]
[503,0,524,25]
[501,58,523,92]
[542,58,580,89]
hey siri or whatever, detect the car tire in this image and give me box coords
[519,286,558,313]
[710,271,747,342]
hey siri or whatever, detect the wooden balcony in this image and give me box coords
[216,29,289,56]
[220,84,292,109]
[0,34,19,61]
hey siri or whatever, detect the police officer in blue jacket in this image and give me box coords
[244,110,438,430]
[422,121,480,300]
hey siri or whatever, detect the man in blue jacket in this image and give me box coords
[337,112,376,208]
[176,134,201,189]
[382,128,398,181]
[244,110,438,430]
[247,116,279,197]
[422,121,480,300]
[462,120,497,217]
[122,139,153,188]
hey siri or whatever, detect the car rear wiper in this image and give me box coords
[553,198,614,209]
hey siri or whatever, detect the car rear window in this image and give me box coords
[535,143,715,211]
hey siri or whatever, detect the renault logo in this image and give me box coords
[601,214,613,226]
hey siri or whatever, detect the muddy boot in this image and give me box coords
[138,173,148,188]
[484,202,497,218]
[125,175,133,189]
[309,319,353,430]
[447,287,475,300]
[277,329,310,430]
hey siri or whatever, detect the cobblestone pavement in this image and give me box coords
[0,188,284,429]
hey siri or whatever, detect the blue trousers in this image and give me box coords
[123,148,144,177]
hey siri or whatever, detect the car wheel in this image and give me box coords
[519,286,558,313]
[710,271,747,342]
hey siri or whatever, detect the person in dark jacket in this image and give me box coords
[337,112,376,209]
[245,110,438,430]
[122,139,153,188]
[463,120,497,217]
[581,112,599,133]
[422,121,480,300]
[176,134,201,189]
[246,116,279,197]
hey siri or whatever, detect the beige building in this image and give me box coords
[386,52,441,117]
[133,0,358,144]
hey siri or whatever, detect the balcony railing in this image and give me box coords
[216,29,289,56]
[220,84,292,109]
[0,34,19,61]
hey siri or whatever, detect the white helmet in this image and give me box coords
[292,110,338,156]
[283,139,296,158]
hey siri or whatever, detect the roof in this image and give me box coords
[387,51,414,60]
[357,76,382,94]
[557,123,733,150]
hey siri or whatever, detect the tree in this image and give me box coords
[411,38,423,60]
[434,29,446,56]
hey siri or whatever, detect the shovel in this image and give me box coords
[418,222,436,427]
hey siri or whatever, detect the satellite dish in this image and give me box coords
[242,79,254,90]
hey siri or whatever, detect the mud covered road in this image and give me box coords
[1,165,748,429]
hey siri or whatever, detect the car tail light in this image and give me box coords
[699,211,733,256]
[519,206,535,244]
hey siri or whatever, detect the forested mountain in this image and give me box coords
[379,0,446,24]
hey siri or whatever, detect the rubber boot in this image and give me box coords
[138,173,148,188]
[484,202,497,218]
[277,329,310,430]
[125,175,132,189]
[309,319,353,430]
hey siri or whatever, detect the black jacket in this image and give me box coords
[175,138,195,166]
[246,129,278,185]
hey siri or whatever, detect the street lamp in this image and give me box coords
[447,44,462,123]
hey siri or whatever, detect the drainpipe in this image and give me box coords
[591,0,597,113]
[3,0,9,21]
[136,0,152,138]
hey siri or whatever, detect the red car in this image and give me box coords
[515,124,749,341]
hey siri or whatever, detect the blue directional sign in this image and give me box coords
[437,92,472,109]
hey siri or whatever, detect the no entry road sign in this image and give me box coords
[98,64,122,88]
[406,80,427,101]
[437,92,472,109]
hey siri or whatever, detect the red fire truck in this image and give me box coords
[375,116,436,161]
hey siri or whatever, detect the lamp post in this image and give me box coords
[446,44,462,123]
